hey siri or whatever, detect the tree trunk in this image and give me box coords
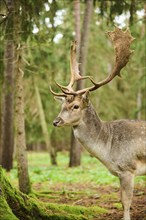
[78,0,93,86]
[137,87,142,120]
[14,0,30,194]
[0,0,14,171]
[14,46,30,194]
[136,8,145,120]
[1,40,14,171]
[74,0,81,52]
[35,83,57,165]
[69,0,93,167]
[69,130,82,167]
[69,0,81,167]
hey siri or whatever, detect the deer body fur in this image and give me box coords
[73,101,146,177]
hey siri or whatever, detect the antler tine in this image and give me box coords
[55,40,90,94]
[65,40,90,91]
[49,86,67,97]
[52,40,81,94]
[69,40,81,88]
[75,27,135,94]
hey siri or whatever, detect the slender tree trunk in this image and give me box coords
[0,0,14,170]
[137,87,142,120]
[69,0,81,167]
[69,0,93,167]
[0,105,1,164]
[15,47,30,194]
[136,7,145,120]
[69,130,82,167]
[74,0,81,52]
[1,40,14,170]
[14,0,30,194]
[78,0,93,88]
[35,83,57,165]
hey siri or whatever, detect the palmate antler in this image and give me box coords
[50,27,135,96]
[54,40,90,95]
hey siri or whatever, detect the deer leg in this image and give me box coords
[119,172,134,220]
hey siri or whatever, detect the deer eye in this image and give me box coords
[73,105,79,109]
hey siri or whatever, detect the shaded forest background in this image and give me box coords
[0,0,145,172]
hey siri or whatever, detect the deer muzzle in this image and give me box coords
[53,117,64,127]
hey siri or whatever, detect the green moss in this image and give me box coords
[0,196,18,220]
[33,191,60,199]
[0,166,107,220]
[101,192,117,201]
[47,203,107,216]
[113,203,122,210]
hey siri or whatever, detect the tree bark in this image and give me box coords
[0,0,14,171]
[14,0,30,194]
[78,0,93,87]
[69,0,93,167]
[69,130,82,167]
[136,7,145,120]
[137,87,142,120]
[74,0,81,52]
[1,40,14,170]
[35,84,57,165]
[69,0,81,167]
[14,46,30,194]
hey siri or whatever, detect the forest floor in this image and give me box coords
[9,152,146,220]
[34,182,146,220]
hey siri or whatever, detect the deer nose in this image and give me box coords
[53,120,59,127]
[53,117,63,127]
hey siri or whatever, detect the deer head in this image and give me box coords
[52,93,90,127]
[50,27,134,127]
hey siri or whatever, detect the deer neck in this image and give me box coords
[73,102,111,164]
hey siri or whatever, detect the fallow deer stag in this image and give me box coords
[50,27,146,220]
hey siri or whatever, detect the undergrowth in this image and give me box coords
[8,151,146,189]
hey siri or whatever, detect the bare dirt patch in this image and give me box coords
[34,182,146,220]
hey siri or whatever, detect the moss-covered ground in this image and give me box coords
[0,166,107,220]
[2,152,146,220]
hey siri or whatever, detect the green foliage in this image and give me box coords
[97,0,145,25]
[9,152,146,187]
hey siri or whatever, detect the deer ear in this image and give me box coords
[82,91,90,106]
[54,96,65,103]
